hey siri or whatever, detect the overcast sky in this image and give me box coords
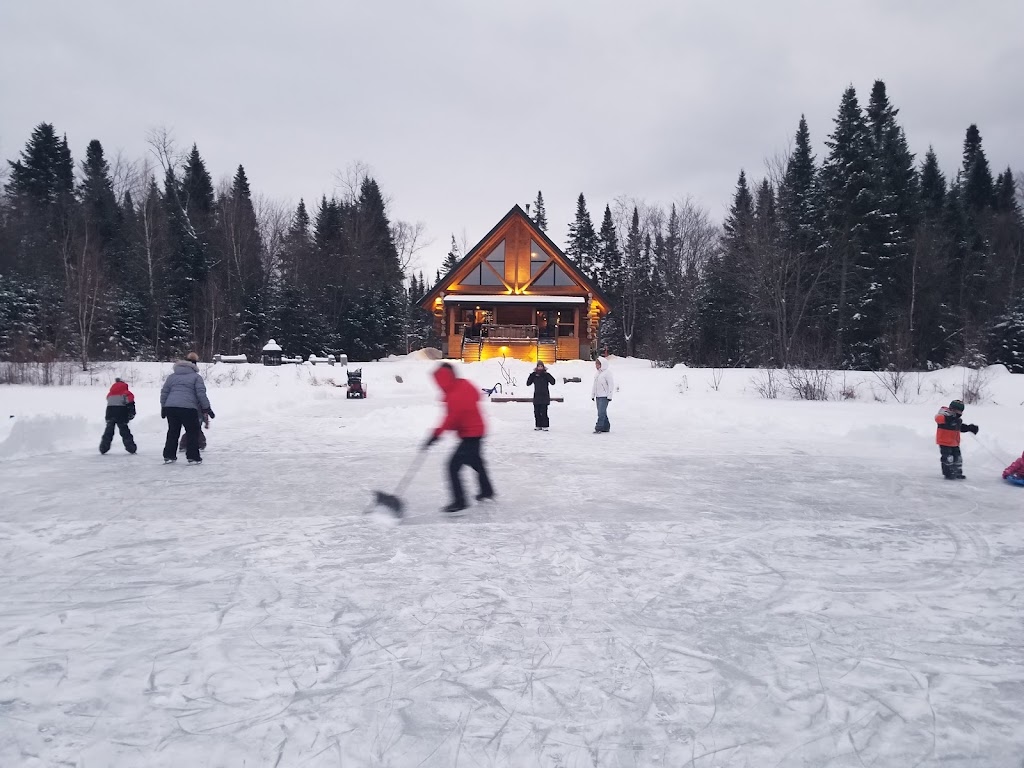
[2,1,1022,278]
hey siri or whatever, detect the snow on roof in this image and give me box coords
[443,294,586,304]
[262,339,282,351]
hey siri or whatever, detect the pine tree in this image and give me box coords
[913,148,955,366]
[441,234,461,273]
[219,165,266,354]
[565,194,599,277]
[595,205,623,355]
[531,190,547,231]
[700,171,755,365]
[820,86,881,367]
[865,80,919,362]
[5,123,77,280]
[776,115,824,363]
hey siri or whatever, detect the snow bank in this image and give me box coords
[0,415,91,459]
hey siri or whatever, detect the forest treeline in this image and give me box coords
[3,80,1022,370]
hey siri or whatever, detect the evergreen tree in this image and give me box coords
[565,194,599,277]
[913,148,956,366]
[987,294,1024,372]
[820,86,881,366]
[699,171,755,365]
[775,115,825,363]
[531,190,547,231]
[4,123,77,280]
[865,80,919,361]
[595,205,623,355]
[441,234,461,273]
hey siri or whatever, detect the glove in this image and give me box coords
[161,408,167,419]
[968,424,979,434]
[422,434,438,451]
[204,409,215,419]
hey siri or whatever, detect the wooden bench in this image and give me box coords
[490,396,564,403]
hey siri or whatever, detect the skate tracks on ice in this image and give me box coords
[2,446,1023,766]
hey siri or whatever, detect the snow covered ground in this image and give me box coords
[1,358,1023,767]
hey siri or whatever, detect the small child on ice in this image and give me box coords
[178,408,209,453]
[100,378,137,454]
[1002,452,1024,483]
[934,399,978,480]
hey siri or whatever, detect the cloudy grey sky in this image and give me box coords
[2,1,1022,278]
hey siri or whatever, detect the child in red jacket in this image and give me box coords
[423,362,495,514]
[100,378,137,454]
[1003,452,1024,482]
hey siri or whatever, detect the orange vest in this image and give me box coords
[935,407,962,447]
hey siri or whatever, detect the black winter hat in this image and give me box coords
[949,399,965,412]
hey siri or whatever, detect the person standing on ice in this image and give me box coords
[591,356,614,433]
[160,352,215,464]
[935,399,978,480]
[526,361,556,430]
[423,362,495,514]
[99,377,137,454]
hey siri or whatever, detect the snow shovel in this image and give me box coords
[368,449,429,518]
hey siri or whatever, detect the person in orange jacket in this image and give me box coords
[100,378,137,454]
[935,399,978,480]
[423,362,495,514]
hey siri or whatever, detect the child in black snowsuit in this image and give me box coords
[179,409,209,453]
[100,378,137,454]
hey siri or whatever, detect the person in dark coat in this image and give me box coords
[526,361,556,430]
[100,378,137,454]
[160,352,214,464]
[423,362,495,514]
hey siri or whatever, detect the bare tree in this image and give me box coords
[391,219,431,276]
[333,161,373,205]
[254,194,291,282]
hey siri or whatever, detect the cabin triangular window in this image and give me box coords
[456,240,506,287]
[532,262,577,287]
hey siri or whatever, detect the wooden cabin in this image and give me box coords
[419,205,611,363]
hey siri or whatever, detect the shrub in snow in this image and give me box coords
[750,368,781,399]
[785,367,833,401]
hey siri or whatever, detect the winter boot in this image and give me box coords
[164,457,176,464]
[188,459,202,465]
[442,502,467,515]
[99,440,111,455]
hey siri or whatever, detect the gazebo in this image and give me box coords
[261,339,283,366]
[419,205,611,363]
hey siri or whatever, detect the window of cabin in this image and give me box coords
[530,240,549,277]
[533,262,576,287]
[456,240,506,286]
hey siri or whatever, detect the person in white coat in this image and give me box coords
[591,356,614,433]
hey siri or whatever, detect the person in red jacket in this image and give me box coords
[1002,451,1024,482]
[935,399,978,480]
[100,378,137,454]
[423,362,495,514]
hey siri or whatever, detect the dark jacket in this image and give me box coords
[526,369,556,404]
[432,366,486,438]
[105,381,136,423]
